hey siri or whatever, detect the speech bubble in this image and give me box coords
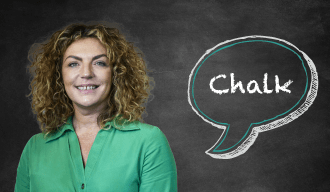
[188,35,318,159]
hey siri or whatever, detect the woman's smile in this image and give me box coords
[76,84,100,93]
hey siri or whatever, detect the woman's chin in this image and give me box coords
[73,100,108,111]
[74,102,99,109]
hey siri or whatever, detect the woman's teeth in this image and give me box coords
[77,86,97,90]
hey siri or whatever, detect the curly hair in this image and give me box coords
[26,22,154,137]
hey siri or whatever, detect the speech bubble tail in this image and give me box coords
[205,123,260,159]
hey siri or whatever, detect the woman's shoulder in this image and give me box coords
[134,121,157,130]
[129,121,164,136]
[130,121,171,146]
[32,132,47,141]
[23,133,47,148]
[116,120,169,144]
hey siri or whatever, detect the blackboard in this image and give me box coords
[1,0,330,191]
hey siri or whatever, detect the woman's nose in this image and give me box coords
[81,63,94,79]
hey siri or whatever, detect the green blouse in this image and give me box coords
[15,116,177,191]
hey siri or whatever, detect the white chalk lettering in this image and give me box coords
[247,80,263,94]
[275,75,293,93]
[209,73,293,94]
[231,73,245,94]
[263,73,273,94]
[209,74,229,95]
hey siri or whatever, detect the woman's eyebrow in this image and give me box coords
[64,54,108,62]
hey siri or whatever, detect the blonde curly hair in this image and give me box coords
[26,22,154,137]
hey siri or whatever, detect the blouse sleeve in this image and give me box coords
[15,136,33,192]
[139,127,178,192]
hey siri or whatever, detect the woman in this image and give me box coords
[15,22,177,191]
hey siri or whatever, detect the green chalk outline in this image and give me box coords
[191,39,308,152]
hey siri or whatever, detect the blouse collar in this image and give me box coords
[45,115,140,143]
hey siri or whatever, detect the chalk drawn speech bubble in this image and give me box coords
[187,35,318,159]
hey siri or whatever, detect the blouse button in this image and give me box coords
[81,183,85,189]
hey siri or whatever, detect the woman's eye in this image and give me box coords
[96,61,106,66]
[68,62,78,67]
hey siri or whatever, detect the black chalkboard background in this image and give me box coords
[1,0,330,191]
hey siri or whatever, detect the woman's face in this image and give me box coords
[62,37,112,112]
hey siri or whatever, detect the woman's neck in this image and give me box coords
[71,101,108,134]
[72,112,101,134]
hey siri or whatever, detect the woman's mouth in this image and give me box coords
[76,85,100,93]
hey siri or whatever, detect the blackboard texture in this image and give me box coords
[1,0,330,191]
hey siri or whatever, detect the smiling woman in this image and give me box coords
[62,38,113,123]
[15,23,177,192]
